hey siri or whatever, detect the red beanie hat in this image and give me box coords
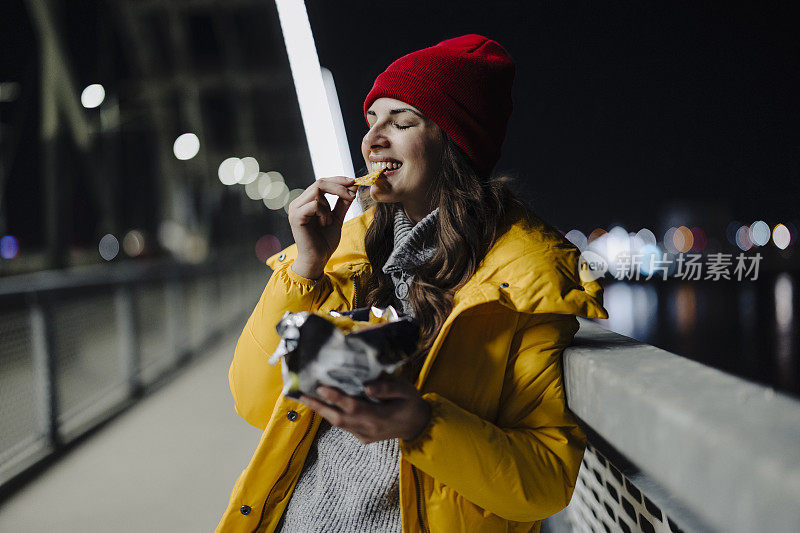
[363,34,515,175]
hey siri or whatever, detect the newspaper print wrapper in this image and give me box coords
[268,306,419,402]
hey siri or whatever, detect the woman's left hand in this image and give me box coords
[297,376,431,445]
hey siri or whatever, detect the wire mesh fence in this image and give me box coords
[563,443,688,533]
[0,258,268,492]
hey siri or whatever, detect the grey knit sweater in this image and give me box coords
[276,207,439,533]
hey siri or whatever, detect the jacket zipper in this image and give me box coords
[251,412,315,533]
[411,465,429,533]
[352,273,362,309]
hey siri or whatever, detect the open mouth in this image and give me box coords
[370,160,403,176]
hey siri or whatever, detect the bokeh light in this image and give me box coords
[735,225,753,251]
[726,221,742,246]
[157,220,186,255]
[606,226,631,277]
[0,235,19,259]
[218,157,241,185]
[773,223,791,250]
[255,234,281,263]
[749,220,770,246]
[673,225,694,253]
[99,234,119,260]
[629,228,655,256]
[663,227,678,254]
[245,174,266,200]
[261,171,286,200]
[173,133,200,160]
[123,230,145,257]
[264,183,290,209]
[185,235,208,264]
[588,228,607,244]
[775,273,793,330]
[284,189,305,214]
[638,243,664,278]
[565,229,588,251]
[690,227,707,252]
[636,228,657,246]
[238,157,260,184]
[80,84,105,108]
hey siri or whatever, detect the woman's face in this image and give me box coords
[361,97,443,222]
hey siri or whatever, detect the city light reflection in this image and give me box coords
[599,282,658,340]
[775,273,795,389]
[674,283,697,335]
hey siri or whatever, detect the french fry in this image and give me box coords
[353,167,385,186]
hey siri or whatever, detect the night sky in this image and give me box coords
[306,1,800,233]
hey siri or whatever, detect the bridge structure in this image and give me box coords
[1,260,798,532]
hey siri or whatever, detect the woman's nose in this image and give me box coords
[363,123,389,150]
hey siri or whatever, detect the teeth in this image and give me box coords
[372,161,402,170]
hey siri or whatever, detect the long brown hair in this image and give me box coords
[360,131,532,368]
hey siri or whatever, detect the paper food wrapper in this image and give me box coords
[268,306,419,401]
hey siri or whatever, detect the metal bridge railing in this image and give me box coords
[549,319,800,533]
[0,255,267,495]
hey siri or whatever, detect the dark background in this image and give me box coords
[307,1,799,234]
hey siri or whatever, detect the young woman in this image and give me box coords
[217,35,607,533]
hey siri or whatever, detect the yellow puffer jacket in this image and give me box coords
[216,206,608,533]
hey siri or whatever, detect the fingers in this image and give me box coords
[298,394,344,426]
[317,386,365,413]
[292,177,355,209]
[292,199,330,227]
[289,178,357,227]
[331,193,354,223]
[299,385,416,444]
[364,376,418,400]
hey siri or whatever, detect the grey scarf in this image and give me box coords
[382,207,439,317]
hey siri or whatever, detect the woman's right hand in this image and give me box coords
[287,176,358,280]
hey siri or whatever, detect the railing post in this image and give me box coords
[27,292,61,449]
[115,284,142,397]
[165,276,189,365]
